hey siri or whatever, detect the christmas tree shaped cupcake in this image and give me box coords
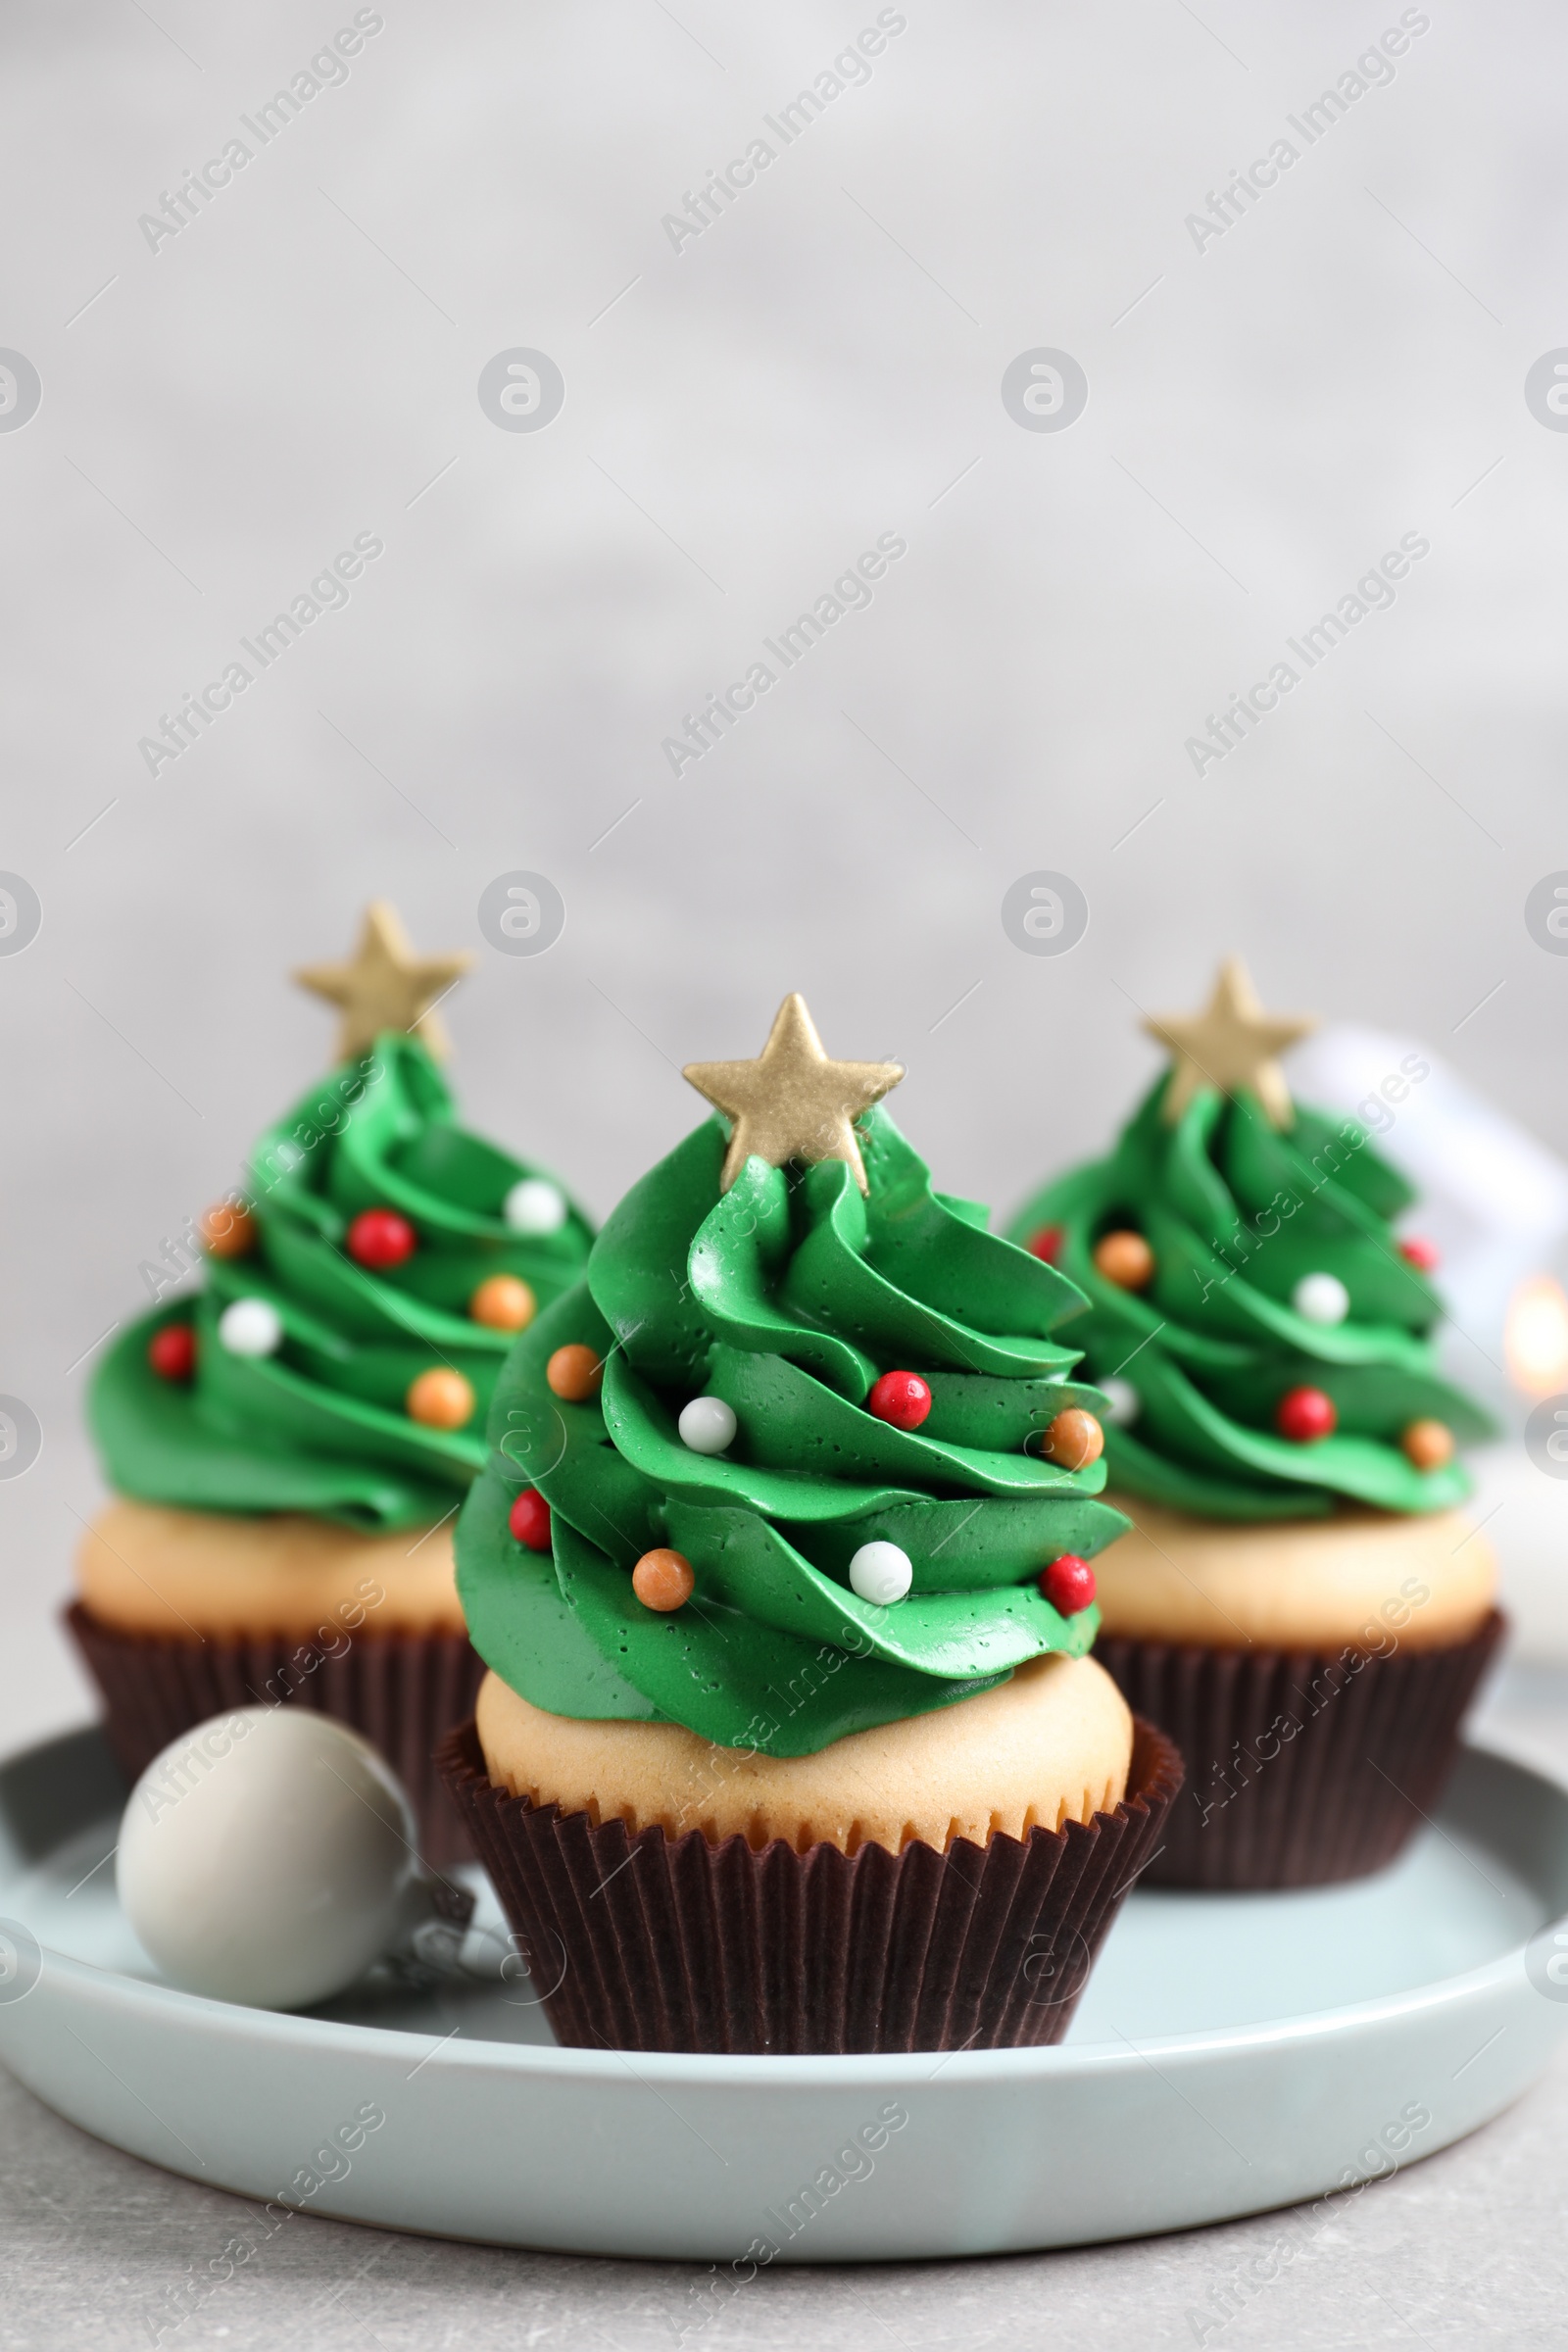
[441,996,1181,2055]
[1008,959,1502,1888]
[72,905,593,1861]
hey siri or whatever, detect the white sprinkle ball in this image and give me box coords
[849,1542,913,1606]
[217,1298,283,1357]
[1292,1272,1350,1326]
[678,1396,738,1454]
[504,1178,567,1236]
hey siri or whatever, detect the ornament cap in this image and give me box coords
[295,901,473,1064]
[1144,956,1316,1130]
[682,992,904,1194]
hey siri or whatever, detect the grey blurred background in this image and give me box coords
[4,0,1567,1745]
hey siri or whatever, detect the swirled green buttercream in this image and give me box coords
[458,1108,1128,1754]
[90,1036,593,1531]
[1007,1075,1494,1520]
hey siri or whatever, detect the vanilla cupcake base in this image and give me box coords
[475,1651,1133,1855]
[1093,1496,1496,1653]
[75,1498,466,1642]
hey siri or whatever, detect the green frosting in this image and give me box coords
[90,1036,594,1531]
[458,1107,1128,1755]
[1007,1076,1495,1520]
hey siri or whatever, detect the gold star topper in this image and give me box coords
[294,902,473,1062]
[1144,956,1316,1129]
[683,994,904,1194]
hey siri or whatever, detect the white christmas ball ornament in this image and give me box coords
[504,1178,567,1236]
[1292,1272,1350,1326]
[218,1298,283,1357]
[1099,1377,1142,1426]
[118,1707,422,2011]
[678,1396,737,1454]
[849,1541,913,1606]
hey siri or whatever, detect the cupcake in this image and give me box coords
[441,994,1181,2053]
[1007,958,1502,1888]
[71,905,593,1863]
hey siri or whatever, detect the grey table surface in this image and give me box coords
[5,1666,1568,2352]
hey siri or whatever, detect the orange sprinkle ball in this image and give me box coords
[1401,1418,1455,1471]
[469,1274,536,1332]
[1092,1230,1154,1290]
[201,1201,257,1258]
[406,1367,475,1430]
[631,1547,695,1612]
[1041,1407,1104,1470]
[547,1344,605,1402]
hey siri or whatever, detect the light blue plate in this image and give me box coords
[0,1724,1564,2262]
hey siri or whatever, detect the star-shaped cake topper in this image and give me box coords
[294,902,473,1062]
[1144,956,1316,1129]
[683,994,905,1194]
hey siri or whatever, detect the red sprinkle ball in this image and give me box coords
[347,1208,416,1270]
[508,1488,553,1551]
[148,1323,196,1382]
[1275,1386,1337,1443]
[1040,1553,1097,1614]
[1398,1237,1441,1274]
[1026,1225,1064,1265]
[867,1369,932,1431]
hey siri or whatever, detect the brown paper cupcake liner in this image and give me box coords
[1094,1608,1506,1890]
[435,1713,1183,2055]
[66,1602,485,1870]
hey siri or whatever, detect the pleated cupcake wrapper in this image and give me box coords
[1094,1608,1505,1891]
[66,1602,485,1871]
[435,1714,1183,2055]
